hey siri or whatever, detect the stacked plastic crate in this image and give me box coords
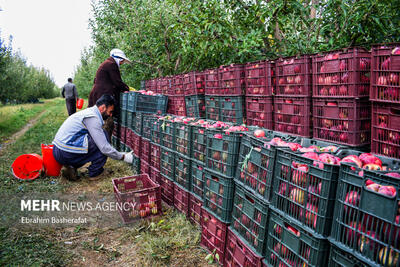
[119,92,129,152]
[245,60,275,129]
[329,153,400,266]
[274,55,312,137]
[312,48,371,148]
[370,43,400,159]
[205,64,246,125]
[167,75,187,116]
[183,71,206,118]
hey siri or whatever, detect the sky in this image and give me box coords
[0,0,94,87]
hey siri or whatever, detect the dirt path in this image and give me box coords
[0,110,47,153]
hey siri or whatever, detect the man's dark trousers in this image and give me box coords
[53,131,109,177]
[66,98,77,116]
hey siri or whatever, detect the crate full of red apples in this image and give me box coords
[218,64,245,95]
[371,43,400,104]
[205,68,220,95]
[246,96,273,129]
[183,71,205,96]
[113,174,162,224]
[167,96,186,116]
[276,55,312,97]
[273,97,312,137]
[313,98,371,147]
[245,60,275,96]
[371,103,400,159]
[330,152,400,266]
[312,48,371,98]
[169,74,184,95]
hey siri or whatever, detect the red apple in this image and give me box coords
[341,155,363,168]
[253,129,265,138]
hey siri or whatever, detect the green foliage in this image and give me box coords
[0,34,58,104]
[73,0,400,92]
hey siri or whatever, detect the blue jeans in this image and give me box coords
[53,132,108,177]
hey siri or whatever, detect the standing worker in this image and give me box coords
[52,94,133,181]
[88,49,130,136]
[62,78,79,116]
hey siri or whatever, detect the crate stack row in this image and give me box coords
[311,48,372,149]
[370,43,400,158]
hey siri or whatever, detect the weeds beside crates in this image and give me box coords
[276,55,312,97]
[150,143,161,170]
[167,95,186,116]
[218,64,245,95]
[201,207,228,265]
[205,95,220,121]
[273,96,312,137]
[189,193,203,227]
[245,59,275,96]
[246,96,273,129]
[313,98,371,146]
[330,155,400,267]
[371,102,400,158]
[220,96,245,125]
[205,68,220,95]
[225,227,264,267]
[371,43,400,104]
[328,244,368,267]
[264,209,330,267]
[160,147,175,181]
[191,161,205,200]
[271,148,357,237]
[231,184,270,254]
[185,95,206,118]
[174,183,190,215]
[160,174,174,206]
[203,169,235,223]
[183,71,205,96]
[174,153,191,190]
[312,48,371,98]
[112,174,162,224]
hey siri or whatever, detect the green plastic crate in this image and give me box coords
[135,94,168,114]
[330,153,400,267]
[328,244,368,267]
[271,148,358,237]
[203,168,235,223]
[120,108,127,127]
[126,111,133,130]
[175,121,195,157]
[265,208,330,267]
[236,133,277,202]
[220,96,245,125]
[191,123,208,165]
[111,135,120,150]
[127,92,138,112]
[133,112,144,136]
[205,96,221,121]
[160,147,175,181]
[191,161,205,200]
[142,114,157,140]
[185,95,206,118]
[231,184,270,254]
[206,130,244,178]
[160,118,175,150]
[131,155,140,174]
[174,153,191,190]
[120,92,128,109]
[151,117,162,144]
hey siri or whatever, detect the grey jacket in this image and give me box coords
[62,82,78,100]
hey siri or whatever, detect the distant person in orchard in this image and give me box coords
[52,94,133,181]
[88,49,130,136]
[62,78,79,116]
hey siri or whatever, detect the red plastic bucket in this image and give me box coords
[76,98,84,109]
[11,154,43,180]
[41,144,62,176]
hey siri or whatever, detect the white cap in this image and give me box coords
[110,48,131,63]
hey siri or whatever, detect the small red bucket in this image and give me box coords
[76,98,84,109]
[11,154,43,180]
[41,144,62,176]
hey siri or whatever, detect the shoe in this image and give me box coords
[61,165,79,181]
[87,169,112,181]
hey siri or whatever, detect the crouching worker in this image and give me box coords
[52,94,133,181]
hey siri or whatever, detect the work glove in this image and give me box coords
[123,152,134,164]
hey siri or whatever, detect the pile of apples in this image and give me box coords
[269,222,311,267]
[129,195,159,218]
[136,90,159,96]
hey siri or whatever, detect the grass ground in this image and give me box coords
[0,98,216,266]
